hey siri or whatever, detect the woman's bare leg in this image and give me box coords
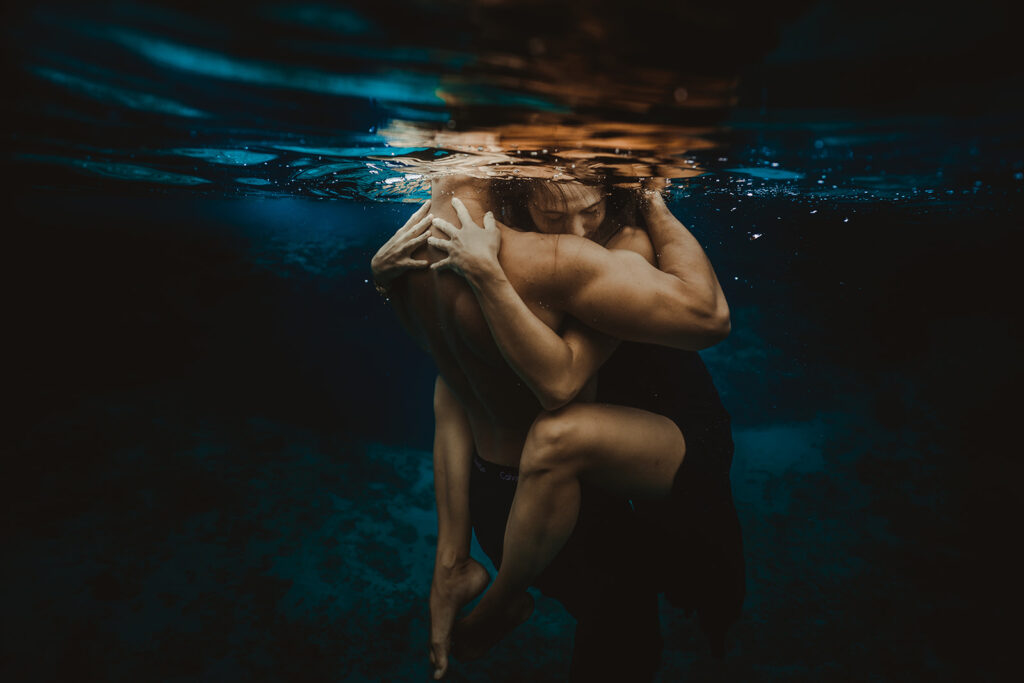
[453,403,685,659]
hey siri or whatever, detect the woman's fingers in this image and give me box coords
[409,199,432,222]
[408,214,434,235]
[397,200,431,233]
[483,211,498,231]
[402,257,430,268]
[426,235,451,251]
[430,257,453,271]
[450,197,477,229]
[404,231,431,251]
[431,217,459,238]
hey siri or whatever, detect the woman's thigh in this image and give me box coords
[524,403,685,501]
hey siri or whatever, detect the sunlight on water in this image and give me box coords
[8,2,1023,213]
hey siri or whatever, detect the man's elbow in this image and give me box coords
[682,298,731,350]
[708,300,731,343]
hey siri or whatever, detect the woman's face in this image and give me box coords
[527,182,607,239]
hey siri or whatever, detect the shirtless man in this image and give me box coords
[375,175,729,678]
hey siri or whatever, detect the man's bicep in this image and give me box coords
[552,242,691,346]
[562,246,663,322]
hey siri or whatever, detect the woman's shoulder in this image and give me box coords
[606,226,655,264]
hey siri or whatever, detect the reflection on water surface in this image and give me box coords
[10,1,1020,209]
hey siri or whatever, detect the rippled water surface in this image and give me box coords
[11,2,1022,207]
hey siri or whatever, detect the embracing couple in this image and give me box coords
[371,173,744,681]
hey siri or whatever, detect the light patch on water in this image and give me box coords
[293,162,364,179]
[110,30,450,106]
[272,145,427,158]
[31,66,207,118]
[821,132,906,146]
[73,160,211,185]
[174,148,277,165]
[18,153,210,185]
[235,178,273,186]
[726,166,805,181]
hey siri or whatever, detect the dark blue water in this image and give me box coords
[6,1,1022,681]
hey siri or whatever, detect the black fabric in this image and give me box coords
[469,454,663,682]
[599,344,745,657]
[634,413,745,657]
[465,344,744,672]
[597,342,727,418]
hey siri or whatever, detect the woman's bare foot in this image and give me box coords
[451,590,535,661]
[429,558,490,679]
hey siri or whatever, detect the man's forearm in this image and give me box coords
[643,192,729,329]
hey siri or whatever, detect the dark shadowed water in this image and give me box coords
[5,1,1022,681]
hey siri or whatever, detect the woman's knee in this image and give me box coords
[521,406,589,474]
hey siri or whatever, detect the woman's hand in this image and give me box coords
[428,197,503,284]
[370,200,433,291]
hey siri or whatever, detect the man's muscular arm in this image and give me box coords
[641,189,731,340]
[433,196,729,353]
[545,228,730,350]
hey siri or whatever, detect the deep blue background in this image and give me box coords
[6,183,1021,680]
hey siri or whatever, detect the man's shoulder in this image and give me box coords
[499,230,615,302]
[606,226,655,264]
[501,230,597,274]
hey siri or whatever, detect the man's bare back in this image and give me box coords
[390,177,568,465]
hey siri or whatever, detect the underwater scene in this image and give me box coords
[5,1,1022,680]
